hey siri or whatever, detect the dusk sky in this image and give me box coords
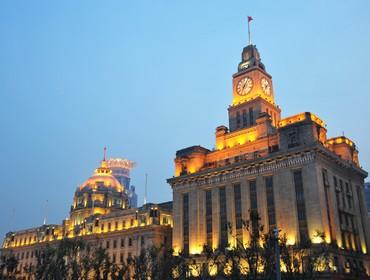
[1,0,370,239]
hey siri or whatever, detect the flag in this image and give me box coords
[248,16,253,22]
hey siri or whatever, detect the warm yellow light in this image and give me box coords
[208,262,218,276]
[286,237,296,246]
[362,244,367,254]
[189,264,200,277]
[312,235,324,244]
[189,244,203,255]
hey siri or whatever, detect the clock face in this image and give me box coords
[261,77,271,96]
[236,77,253,96]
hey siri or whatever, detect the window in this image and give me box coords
[130,219,134,227]
[236,111,241,128]
[345,183,353,209]
[219,186,228,250]
[121,238,125,247]
[112,254,116,263]
[340,180,346,208]
[115,221,118,230]
[242,109,247,127]
[205,190,213,247]
[293,170,308,244]
[120,253,124,263]
[234,183,243,246]
[322,169,333,242]
[101,223,105,232]
[122,220,126,228]
[141,236,145,246]
[113,239,117,249]
[106,240,110,249]
[249,108,254,126]
[128,238,132,247]
[265,176,276,230]
[288,130,299,148]
[183,193,189,255]
[249,180,258,234]
[108,223,111,231]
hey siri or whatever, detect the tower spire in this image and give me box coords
[103,147,107,161]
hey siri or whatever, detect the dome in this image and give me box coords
[79,160,124,193]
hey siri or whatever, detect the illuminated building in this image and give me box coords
[1,157,172,276]
[167,39,370,274]
[107,158,138,208]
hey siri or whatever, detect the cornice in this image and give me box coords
[168,144,368,189]
[168,148,316,188]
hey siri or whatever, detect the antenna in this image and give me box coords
[43,199,48,225]
[144,173,148,205]
[103,147,107,161]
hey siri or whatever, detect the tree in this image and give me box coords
[0,253,18,280]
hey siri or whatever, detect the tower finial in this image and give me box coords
[103,147,107,161]
[248,16,253,45]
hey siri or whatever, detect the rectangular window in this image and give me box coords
[293,170,309,244]
[236,111,241,128]
[108,223,111,231]
[183,193,189,255]
[219,186,228,250]
[234,183,243,246]
[265,176,276,230]
[249,180,258,234]
[205,190,213,248]
[340,179,346,208]
[249,108,254,126]
[322,169,333,242]
[120,253,124,263]
[345,183,352,209]
[113,239,117,249]
[106,240,110,249]
[242,109,247,127]
[121,238,125,247]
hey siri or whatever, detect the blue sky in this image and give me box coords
[1,0,370,238]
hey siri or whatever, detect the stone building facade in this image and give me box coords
[167,42,370,275]
[1,158,172,277]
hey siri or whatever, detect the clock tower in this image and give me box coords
[228,44,281,131]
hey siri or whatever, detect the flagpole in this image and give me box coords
[248,19,251,45]
[247,16,253,45]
